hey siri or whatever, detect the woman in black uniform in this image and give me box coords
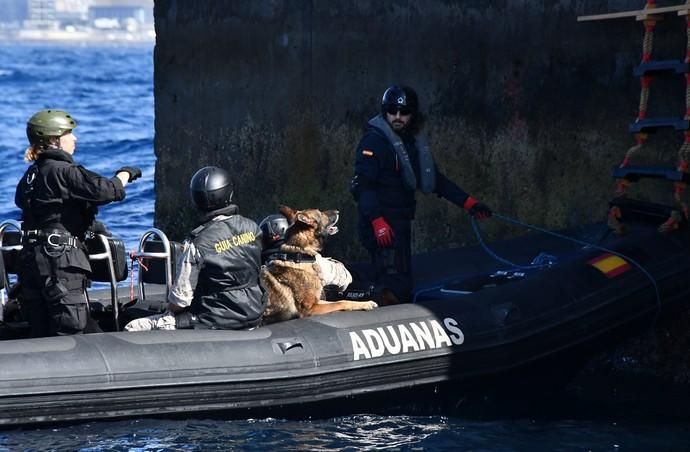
[15,109,141,337]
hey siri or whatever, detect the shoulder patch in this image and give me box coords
[362,149,374,157]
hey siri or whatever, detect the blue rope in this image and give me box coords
[471,213,661,314]
[470,218,553,271]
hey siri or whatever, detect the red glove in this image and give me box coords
[463,197,492,220]
[371,216,394,247]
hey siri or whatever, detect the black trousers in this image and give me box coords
[364,219,413,303]
[21,294,88,337]
[19,246,89,338]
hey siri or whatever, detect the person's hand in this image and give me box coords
[115,166,142,182]
[371,216,394,247]
[463,197,492,220]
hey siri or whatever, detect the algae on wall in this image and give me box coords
[152,0,683,259]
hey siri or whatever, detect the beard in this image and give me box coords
[390,120,407,131]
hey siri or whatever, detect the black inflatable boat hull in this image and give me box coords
[1,217,689,426]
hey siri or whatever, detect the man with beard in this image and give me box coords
[350,85,492,305]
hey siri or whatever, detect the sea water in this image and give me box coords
[0,43,155,250]
[1,43,689,451]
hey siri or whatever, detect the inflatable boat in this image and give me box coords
[0,197,689,427]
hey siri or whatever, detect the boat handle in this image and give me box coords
[274,340,305,354]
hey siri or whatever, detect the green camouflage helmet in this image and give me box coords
[26,109,77,146]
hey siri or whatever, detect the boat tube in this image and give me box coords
[0,198,689,427]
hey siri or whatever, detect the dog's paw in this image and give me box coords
[361,301,378,310]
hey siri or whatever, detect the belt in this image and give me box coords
[23,229,81,248]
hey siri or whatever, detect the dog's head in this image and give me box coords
[279,205,339,253]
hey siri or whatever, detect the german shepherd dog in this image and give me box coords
[260,206,377,324]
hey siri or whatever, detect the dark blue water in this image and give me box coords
[1,43,690,451]
[1,416,690,451]
[0,43,155,252]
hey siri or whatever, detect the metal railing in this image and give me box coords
[133,227,174,303]
[86,233,122,331]
[0,220,22,291]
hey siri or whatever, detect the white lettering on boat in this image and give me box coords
[349,317,465,361]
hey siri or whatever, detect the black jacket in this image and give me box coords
[353,124,470,223]
[15,149,125,238]
[15,149,126,274]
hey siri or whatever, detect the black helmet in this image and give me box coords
[259,214,289,249]
[189,166,234,211]
[381,85,418,115]
[26,109,77,146]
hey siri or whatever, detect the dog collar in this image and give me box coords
[266,252,316,264]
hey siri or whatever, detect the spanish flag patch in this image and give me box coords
[362,149,374,157]
[587,253,631,278]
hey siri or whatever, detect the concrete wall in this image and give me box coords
[153,0,685,258]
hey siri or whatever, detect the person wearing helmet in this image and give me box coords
[258,213,289,263]
[259,213,353,297]
[350,85,492,305]
[125,166,264,331]
[15,109,141,337]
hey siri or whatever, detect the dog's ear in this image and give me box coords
[296,212,317,227]
[324,210,339,227]
[279,205,297,222]
[324,210,340,235]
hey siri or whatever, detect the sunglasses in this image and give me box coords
[384,106,413,116]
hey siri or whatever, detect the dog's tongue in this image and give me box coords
[327,226,339,236]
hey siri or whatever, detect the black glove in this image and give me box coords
[463,197,492,220]
[116,166,142,182]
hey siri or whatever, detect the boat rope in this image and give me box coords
[471,214,662,315]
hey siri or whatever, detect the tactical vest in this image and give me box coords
[188,215,265,329]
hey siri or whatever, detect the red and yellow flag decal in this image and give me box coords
[588,253,631,278]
